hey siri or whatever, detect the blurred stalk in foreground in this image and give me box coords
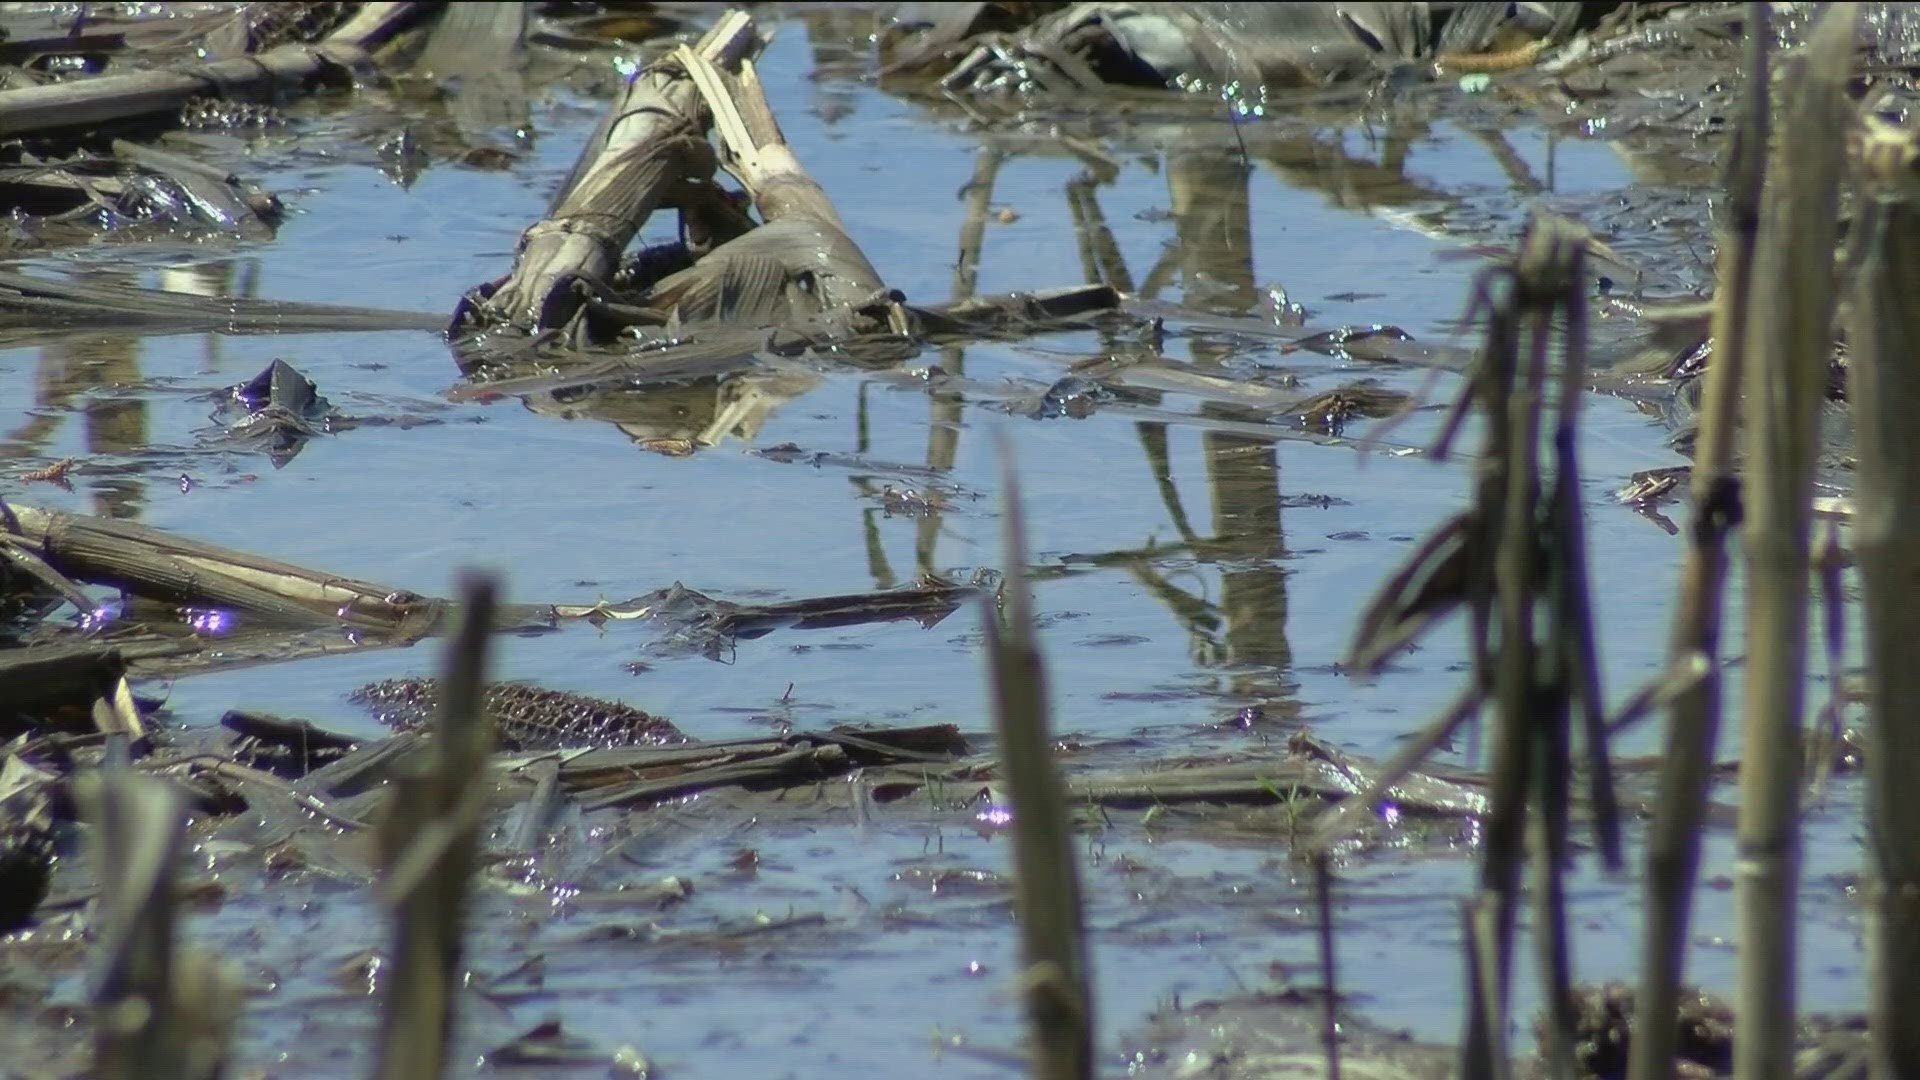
[1732,8,1855,1080]
[984,441,1093,1080]
[1847,84,1920,1080]
[85,772,240,1080]
[374,571,500,1080]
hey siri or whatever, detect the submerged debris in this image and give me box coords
[220,710,360,778]
[1547,982,1736,1079]
[17,458,75,487]
[1288,380,1408,433]
[1618,466,1690,507]
[1122,987,1454,1080]
[876,483,946,516]
[899,2,1618,98]
[0,270,444,345]
[1034,374,1113,419]
[1061,730,1488,818]
[562,723,967,810]
[0,141,280,243]
[177,96,285,130]
[352,679,686,751]
[562,575,979,659]
[0,3,428,139]
[1282,323,1417,361]
[0,755,56,933]
[209,359,337,467]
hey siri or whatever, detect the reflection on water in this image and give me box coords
[528,368,824,455]
[25,291,150,519]
[1157,151,1257,311]
[832,132,1306,718]
[0,259,275,518]
[0,72,1593,719]
[79,389,147,518]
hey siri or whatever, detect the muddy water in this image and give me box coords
[0,11,1870,1076]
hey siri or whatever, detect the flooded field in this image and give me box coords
[0,4,1886,1078]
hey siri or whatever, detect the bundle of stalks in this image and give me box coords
[1322,208,1618,1080]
